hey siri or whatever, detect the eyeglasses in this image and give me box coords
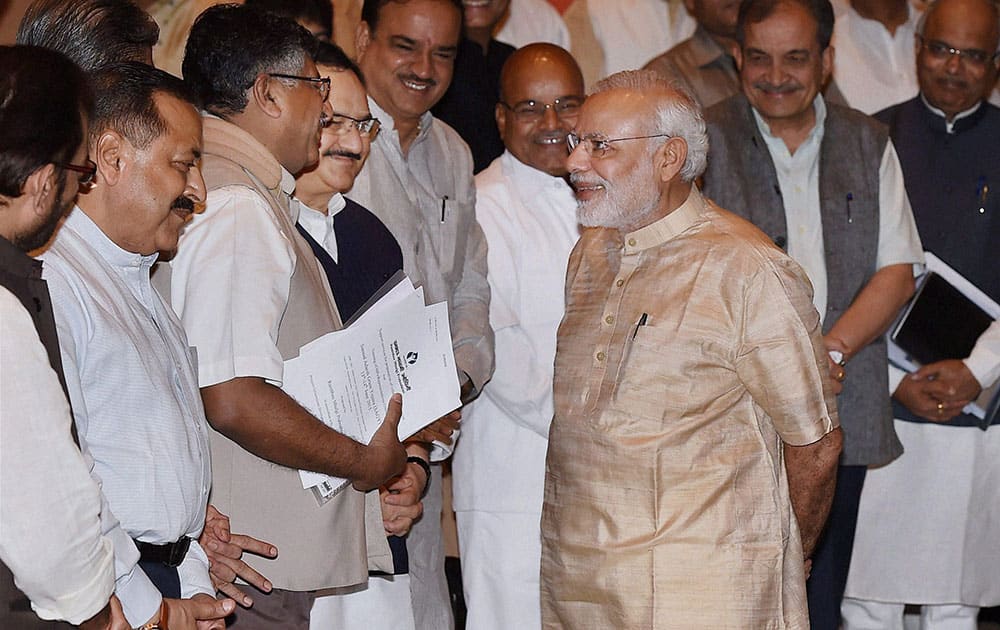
[499,96,584,122]
[326,112,381,139]
[268,73,332,101]
[566,132,673,158]
[55,158,97,185]
[917,35,1000,68]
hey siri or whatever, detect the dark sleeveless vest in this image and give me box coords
[877,97,1000,427]
[703,94,900,466]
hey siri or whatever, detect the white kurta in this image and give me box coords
[831,4,922,115]
[453,152,579,630]
[495,0,570,49]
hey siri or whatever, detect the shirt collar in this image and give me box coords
[0,234,41,279]
[919,93,983,134]
[689,25,732,70]
[64,206,158,269]
[751,94,827,147]
[623,186,706,253]
[368,96,435,151]
[502,151,574,197]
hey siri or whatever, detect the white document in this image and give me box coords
[284,278,461,495]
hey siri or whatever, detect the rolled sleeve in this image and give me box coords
[168,186,295,387]
[178,540,215,599]
[736,257,840,446]
[876,141,926,271]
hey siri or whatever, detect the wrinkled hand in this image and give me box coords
[79,595,127,630]
[405,409,460,446]
[201,505,276,607]
[354,394,407,492]
[894,360,980,422]
[823,335,851,395]
[161,594,235,630]
[380,459,427,536]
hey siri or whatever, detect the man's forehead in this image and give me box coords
[376,0,462,39]
[577,90,648,133]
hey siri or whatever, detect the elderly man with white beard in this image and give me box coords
[539,69,843,630]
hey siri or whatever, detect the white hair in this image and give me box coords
[591,69,709,182]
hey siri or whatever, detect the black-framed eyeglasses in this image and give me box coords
[326,112,381,139]
[917,35,1000,68]
[566,132,673,158]
[499,96,584,122]
[55,158,97,186]
[268,73,332,101]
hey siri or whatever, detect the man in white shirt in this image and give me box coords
[701,1,924,627]
[495,0,571,48]
[168,7,409,629]
[0,44,124,630]
[352,1,495,627]
[40,63,235,630]
[453,43,583,630]
[831,0,922,114]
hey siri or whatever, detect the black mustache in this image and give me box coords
[323,149,362,161]
[400,73,437,88]
[171,196,195,212]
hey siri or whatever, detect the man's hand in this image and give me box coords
[784,427,843,559]
[380,455,428,536]
[405,409,460,446]
[79,595,127,630]
[158,594,235,630]
[823,335,851,396]
[353,394,407,492]
[200,505,277,607]
[894,359,980,422]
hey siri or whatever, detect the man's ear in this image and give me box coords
[494,102,507,135]
[22,163,58,217]
[734,46,744,73]
[656,136,687,184]
[250,74,283,119]
[93,129,127,187]
[821,45,834,84]
[355,21,372,60]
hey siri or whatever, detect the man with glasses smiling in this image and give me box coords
[164,6,408,628]
[541,68,842,629]
[452,43,583,630]
[843,1,1000,627]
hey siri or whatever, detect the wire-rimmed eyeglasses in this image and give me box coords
[268,73,332,102]
[499,96,585,122]
[326,112,381,139]
[566,132,673,158]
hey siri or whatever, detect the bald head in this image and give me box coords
[497,44,585,177]
[916,0,1000,118]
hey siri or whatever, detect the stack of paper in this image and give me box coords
[283,275,461,499]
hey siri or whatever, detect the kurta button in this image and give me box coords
[616,279,624,287]
[627,238,636,247]
[596,351,606,361]
[605,315,614,325]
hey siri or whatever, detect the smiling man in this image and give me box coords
[701,1,925,627]
[350,1,495,628]
[454,43,582,630]
[540,69,842,629]
[39,62,236,630]
[164,6,408,628]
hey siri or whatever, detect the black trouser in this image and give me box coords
[139,560,181,599]
[807,464,867,630]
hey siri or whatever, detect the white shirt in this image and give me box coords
[350,98,494,402]
[495,0,570,49]
[967,320,1000,391]
[752,96,925,320]
[0,286,115,624]
[566,0,696,86]
[453,151,579,514]
[295,193,347,264]
[168,169,299,388]
[832,4,921,114]
[41,209,213,626]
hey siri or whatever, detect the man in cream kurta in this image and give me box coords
[541,69,842,630]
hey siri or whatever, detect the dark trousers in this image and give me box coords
[139,560,181,599]
[807,464,867,630]
[228,588,315,629]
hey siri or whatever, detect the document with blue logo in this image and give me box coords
[284,276,461,498]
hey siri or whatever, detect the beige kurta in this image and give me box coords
[540,188,839,629]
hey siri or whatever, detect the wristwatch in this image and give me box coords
[407,456,432,498]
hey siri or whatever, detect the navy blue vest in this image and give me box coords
[876,97,1000,427]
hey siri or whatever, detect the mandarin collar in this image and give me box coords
[919,94,984,134]
[502,151,574,199]
[368,96,435,151]
[623,186,706,254]
[64,206,158,269]
[0,234,41,278]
